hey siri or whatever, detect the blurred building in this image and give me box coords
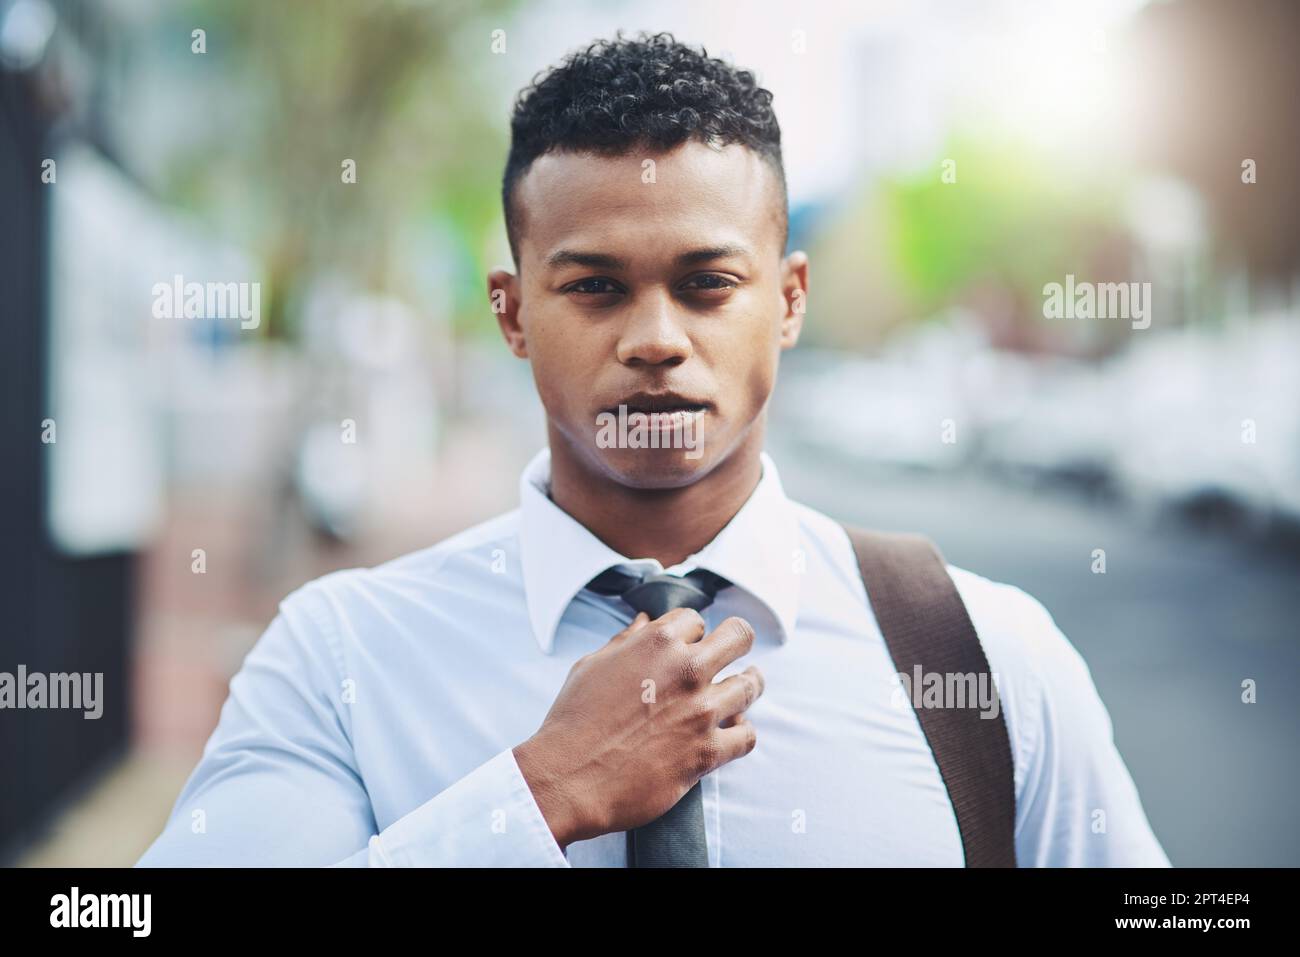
[0,0,136,860]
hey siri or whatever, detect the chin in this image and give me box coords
[591,445,718,490]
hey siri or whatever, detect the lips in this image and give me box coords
[604,391,712,416]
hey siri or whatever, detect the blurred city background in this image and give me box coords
[2,0,1298,866]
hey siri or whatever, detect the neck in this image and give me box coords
[546,423,765,568]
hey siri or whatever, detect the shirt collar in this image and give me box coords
[518,447,801,655]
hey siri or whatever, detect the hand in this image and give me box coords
[512,608,763,850]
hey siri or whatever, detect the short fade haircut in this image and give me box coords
[501,31,787,265]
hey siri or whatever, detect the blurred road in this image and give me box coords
[769,433,1300,867]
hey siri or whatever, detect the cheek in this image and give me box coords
[744,354,778,411]
[745,301,785,370]
[704,321,780,416]
[526,317,599,415]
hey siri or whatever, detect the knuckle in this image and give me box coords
[694,738,721,777]
[669,607,706,638]
[646,625,676,650]
[676,651,706,690]
[678,607,705,629]
[690,697,719,729]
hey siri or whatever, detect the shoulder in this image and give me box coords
[791,491,1089,690]
[944,566,1110,756]
[945,564,1115,804]
[273,508,523,648]
[946,564,1090,690]
[787,494,1096,790]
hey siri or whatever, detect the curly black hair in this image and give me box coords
[502,31,787,263]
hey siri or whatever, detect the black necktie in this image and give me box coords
[585,565,732,867]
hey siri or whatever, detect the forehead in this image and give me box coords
[513,140,784,268]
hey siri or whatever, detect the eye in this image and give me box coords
[679,273,738,293]
[564,277,623,296]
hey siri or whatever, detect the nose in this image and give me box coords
[615,289,693,367]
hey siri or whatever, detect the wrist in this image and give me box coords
[513,737,586,851]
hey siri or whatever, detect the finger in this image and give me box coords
[715,714,758,765]
[609,611,650,643]
[637,606,708,646]
[722,712,754,733]
[696,616,756,677]
[708,666,765,723]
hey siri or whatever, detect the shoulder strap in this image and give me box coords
[842,525,1017,867]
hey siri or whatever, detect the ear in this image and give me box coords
[778,250,809,350]
[487,268,527,359]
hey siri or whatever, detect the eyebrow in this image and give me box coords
[545,250,629,270]
[676,244,753,265]
[544,244,754,270]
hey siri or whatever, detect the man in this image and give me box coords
[138,32,1168,867]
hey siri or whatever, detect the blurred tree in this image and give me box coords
[883,141,1111,307]
[159,0,518,340]
[814,136,1130,354]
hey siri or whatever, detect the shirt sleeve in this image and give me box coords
[134,595,569,868]
[1005,589,1171,867]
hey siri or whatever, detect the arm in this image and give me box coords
[1011,596,1171,867]
[134,599,569,868]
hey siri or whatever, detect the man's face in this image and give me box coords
[491,139,807,490]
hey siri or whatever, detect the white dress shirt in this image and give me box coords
[137,448,1170,867]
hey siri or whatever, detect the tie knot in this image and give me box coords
[586,566,731,619]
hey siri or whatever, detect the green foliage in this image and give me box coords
[882,135,1124,313]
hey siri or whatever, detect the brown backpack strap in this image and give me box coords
[843,526,1017,867]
